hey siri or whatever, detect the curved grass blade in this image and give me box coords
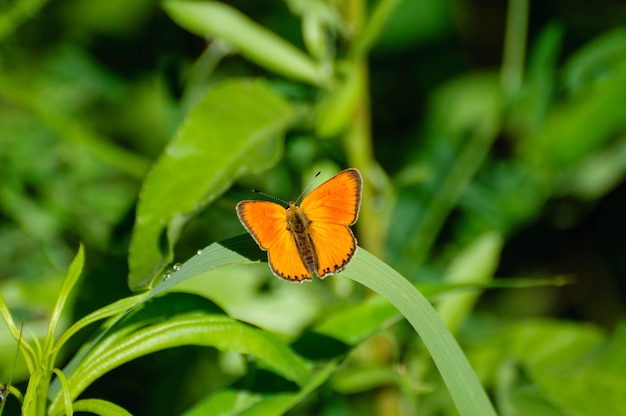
[155,235,496,415]
[340,250,497,415]
[72,399,132,416]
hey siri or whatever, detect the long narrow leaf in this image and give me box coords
[49,314,309,414]
[147,235,496,415]
[163,1,324,85]
[45,244,85,354]
[340,251,497,415]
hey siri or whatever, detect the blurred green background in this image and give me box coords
[2,0,626,414]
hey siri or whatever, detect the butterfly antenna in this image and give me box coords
[252,189,289,206]
[295,171,321,204]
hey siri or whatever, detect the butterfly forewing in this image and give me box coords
[300,168,362,226]
[236,201,286,250]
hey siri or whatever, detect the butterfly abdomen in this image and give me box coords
[286,203,318,275]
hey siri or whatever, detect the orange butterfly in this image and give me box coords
[236,168,362,282]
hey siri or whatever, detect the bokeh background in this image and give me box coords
[2,0,626,414]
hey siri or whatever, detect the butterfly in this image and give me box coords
[236,168,362,282]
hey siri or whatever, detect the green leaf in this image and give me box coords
[314,275,571,348]
[314,295,399,345]
[51,294,148,358]
[555,137,626,199]
[0,295,36,374]
[128,79,293,290]
[398,73,503,267]
[49,310,309,414]
[52,368,72,416]
[436,232,503,334]
[183,361,337,416]
[340,250,497,416]
[350,0,402,58]
[45,244,85,354]
[529,65,626,167]
[182,390,262,416]
[563,28,626,92]
[72,399,132,416]
[468,319,606,414]
[530,322,626,416]
[315,63,363,138]
[331,365,399,394]
[163,1,324,85]
[526,30,626,168]
[152,235,496,415]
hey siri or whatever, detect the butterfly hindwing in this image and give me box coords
[300,168,362,226]
[267,225,313,281]
[236,200,312,281]
[307,221,357,277]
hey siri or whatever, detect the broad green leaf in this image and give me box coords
[163,1,324,85]
[128,79,293,290]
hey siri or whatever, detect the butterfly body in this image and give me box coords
[286,202,318,275]
[237,168,362,282]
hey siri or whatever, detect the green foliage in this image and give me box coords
[128,79,295,290]
[2,0,626,415]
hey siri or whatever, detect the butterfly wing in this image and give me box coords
[300,168,362,226]
[236,200,312,282]
[307,222,357,278]
[300,168,362,277]
[266,226,313,282]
